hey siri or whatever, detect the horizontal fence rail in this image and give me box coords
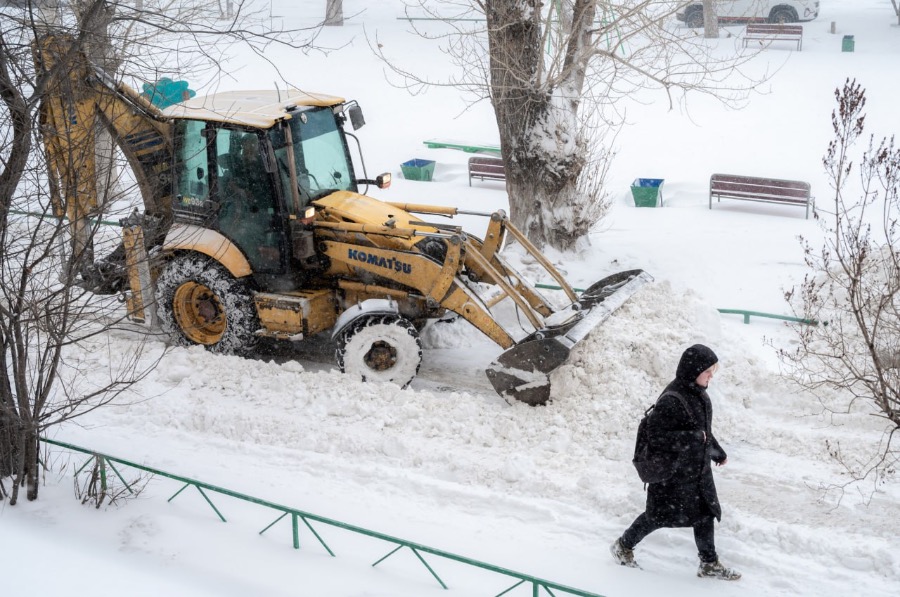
[41,438,605,597]
[533,284,818,326]
[716,308,819,326]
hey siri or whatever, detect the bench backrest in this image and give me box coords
[711,174,810,199]
[469,156,504,169]
[746,24,803,35]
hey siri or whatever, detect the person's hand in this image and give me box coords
[716,458,728,466]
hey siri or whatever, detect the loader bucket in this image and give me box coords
[485,269,652,405]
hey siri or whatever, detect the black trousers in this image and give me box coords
[620,512,717,563]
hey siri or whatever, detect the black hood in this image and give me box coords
[676,344,718,382]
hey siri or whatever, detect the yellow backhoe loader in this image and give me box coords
[36,34,650,405]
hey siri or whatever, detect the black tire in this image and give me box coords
[769,8,797,24]
[155,253,260,354]
[336,314,422,387]
[685,7,704,29]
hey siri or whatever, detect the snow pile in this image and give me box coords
[5,1,900,596]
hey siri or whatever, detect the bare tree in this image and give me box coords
[892,1,900,27]
[384,1,768,250]
[0,0,325,504]
[780,79,900,493]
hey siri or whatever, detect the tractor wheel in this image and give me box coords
[155,254,259,355]
[336,314,422,387]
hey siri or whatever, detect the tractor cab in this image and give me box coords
[168,93,378,285]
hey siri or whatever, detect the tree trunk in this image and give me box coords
[703,0,719,39]
[486,0,597,250]
[0,26,34,493]
[325,0,343,26]
[0,410,17,479]
[21,426,39,502]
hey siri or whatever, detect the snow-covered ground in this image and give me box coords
[4,1,900,596]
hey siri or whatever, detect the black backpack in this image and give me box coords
[632,390,694,484]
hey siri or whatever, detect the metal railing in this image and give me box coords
[716,308,818,326]
[533,283,818,326]
[42,438,605,597]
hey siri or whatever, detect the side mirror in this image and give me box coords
[355,172,391,189]
[348,104,365,130]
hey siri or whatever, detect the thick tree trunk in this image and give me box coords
[485,0,594,250]
[703,0,719,38]
[505,166,586,250]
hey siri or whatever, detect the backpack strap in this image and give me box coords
[658,390,697,428]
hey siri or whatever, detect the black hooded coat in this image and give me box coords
[644,344,727,527]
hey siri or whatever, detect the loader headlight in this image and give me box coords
[300,206,316,225]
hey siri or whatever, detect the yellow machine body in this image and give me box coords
[36,34,650,405]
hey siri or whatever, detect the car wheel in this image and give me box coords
[685,8,704,29]
[769,8,797,24]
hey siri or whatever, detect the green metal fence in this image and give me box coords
[533,284,818,326]
[716,308,818,326]
[41,437,605,597]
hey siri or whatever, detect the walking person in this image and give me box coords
[611,344,741,580]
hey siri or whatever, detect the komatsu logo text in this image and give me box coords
[348,249,412,274]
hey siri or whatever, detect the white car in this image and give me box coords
[677,1,820,28]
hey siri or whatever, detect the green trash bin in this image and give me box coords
[630,178,664,207]
[401,159,436,181]
[842,35,855,52]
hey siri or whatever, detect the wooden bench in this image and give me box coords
[468,156,506,186]
[709,174,813,219]
[743,23,804,51]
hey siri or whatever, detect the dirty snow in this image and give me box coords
[3,1,899,597]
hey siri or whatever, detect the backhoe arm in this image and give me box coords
[35,34,175,283]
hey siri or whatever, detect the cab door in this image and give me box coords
[173,120,288,276]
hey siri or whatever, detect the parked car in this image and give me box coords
[677,1,820,28]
